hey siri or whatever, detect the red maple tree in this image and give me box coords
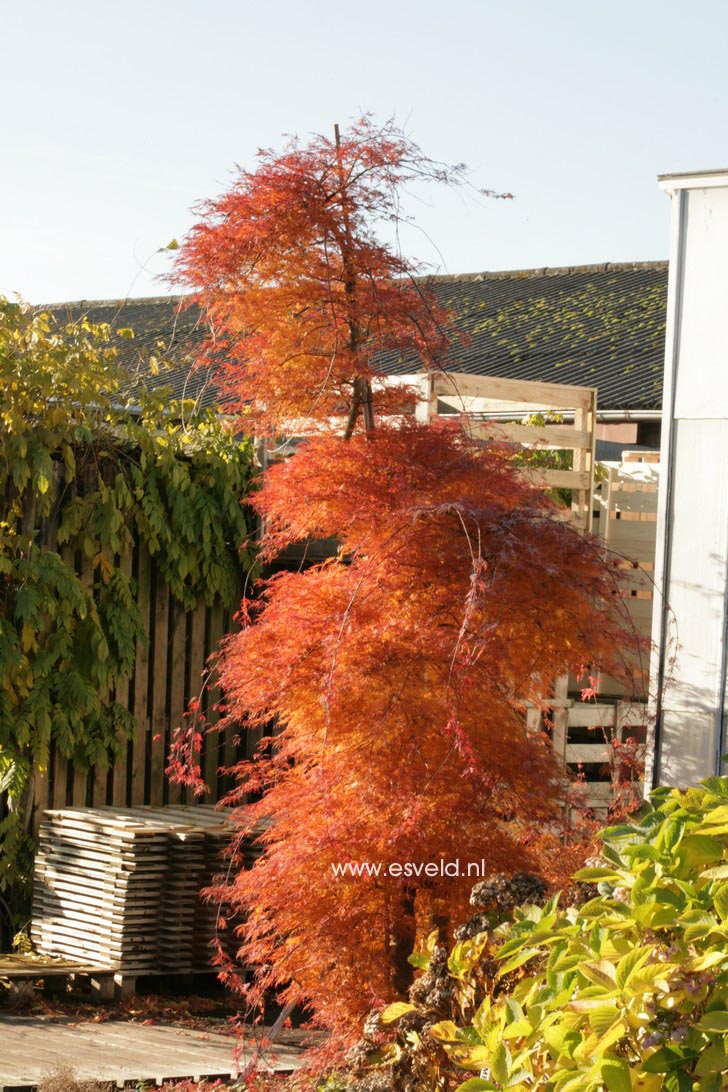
[174,117,478,436]
[173,119,641,1040]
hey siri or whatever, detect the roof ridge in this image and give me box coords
[39,293,192,310]
[420,260,668,283]
[40,262,669,310]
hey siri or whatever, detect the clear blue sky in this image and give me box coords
[3,0,727,303]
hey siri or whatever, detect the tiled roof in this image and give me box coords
[45,295,217,408]
[44,260,668,414]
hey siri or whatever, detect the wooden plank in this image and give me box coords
[91,762,108,808]
[188,600,212,801]
[112,545,134,806]
[131,548,152,805]
[573,399,595,533]
[566,744,613,764]
[433,371,595,411]
[517,467,592,491]
[51,749,69,810]
[623,450,660,464]
[167,600,188,806]
[577,782,617,802]
[603,522,658,563]
[0,1017,305,1085]
[465,420,591,451]
[551,676,569,762]
[616,701,650,729]
[625,598,655,628]
[150,577,170,807]
[414,372,437,423]
[206,602,227,798]
[525,706,542,735]
[566,704,618,728]
[608,492,659,516]
[222,609,240,790]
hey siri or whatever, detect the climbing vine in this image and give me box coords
[0,299,256,898]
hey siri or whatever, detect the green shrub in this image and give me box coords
[356,778,728,1091]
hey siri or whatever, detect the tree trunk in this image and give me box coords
[389,886,417,996]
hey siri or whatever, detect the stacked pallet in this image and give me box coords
[31,806,261,975]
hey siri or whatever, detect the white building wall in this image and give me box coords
[648,172,728,787]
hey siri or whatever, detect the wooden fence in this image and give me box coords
[535,453,660,812]
[592,452,660,700]
[26,543,255,836]
[410,375,659,811]
[16,382,655,831]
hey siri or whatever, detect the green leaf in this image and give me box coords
[664,1071,694,1092]
[615,945,652,989]
[454,1081,494,1092]
[497,947,542,977]
[643,1045,699,1073]
[680,833,724,867]
[589,1005,620,1036]
[573,867,627,883]
[698,1010,728,1032]
[489,1042,508,1085]
[695,1041,728,1076]
[579,960,617,990]
[601,1057,632,1092]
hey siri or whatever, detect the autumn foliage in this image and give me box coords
[174,118,464,435]
[172,120,641,1043]
[206,424,639,1038]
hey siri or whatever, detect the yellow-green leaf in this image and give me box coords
[379,1001,415,1024]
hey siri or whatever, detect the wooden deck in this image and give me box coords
[0,1016,305,1089]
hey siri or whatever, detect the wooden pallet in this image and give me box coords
[0,954,118,1002]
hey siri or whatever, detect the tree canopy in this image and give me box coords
[172,118,641,1041]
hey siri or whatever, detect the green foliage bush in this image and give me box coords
[356,778,728,1091]
[0,300,256,895]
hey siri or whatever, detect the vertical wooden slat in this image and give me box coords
[205,601,226,799]
[572,393,596,533]
[525,706,542,735]
[188,600,210,803]
[551,676,570,765]
[166,600,187,805]
[91,762,108,807]
[131,548,152,804]
[149,575,170,806]
[30,766,50,835]
[112,546,133,806]
[221,608,240,794]
[72,554,94,807]
[51,746,68,809]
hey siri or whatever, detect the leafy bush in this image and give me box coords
[0,300,256,898]
[354,778,728,1091]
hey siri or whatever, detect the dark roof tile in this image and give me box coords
[44,261,668,414]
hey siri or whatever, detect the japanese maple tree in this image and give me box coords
[174,117,478,436]
[173,119,642,1040]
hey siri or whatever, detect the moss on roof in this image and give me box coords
[45,261,668,413]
